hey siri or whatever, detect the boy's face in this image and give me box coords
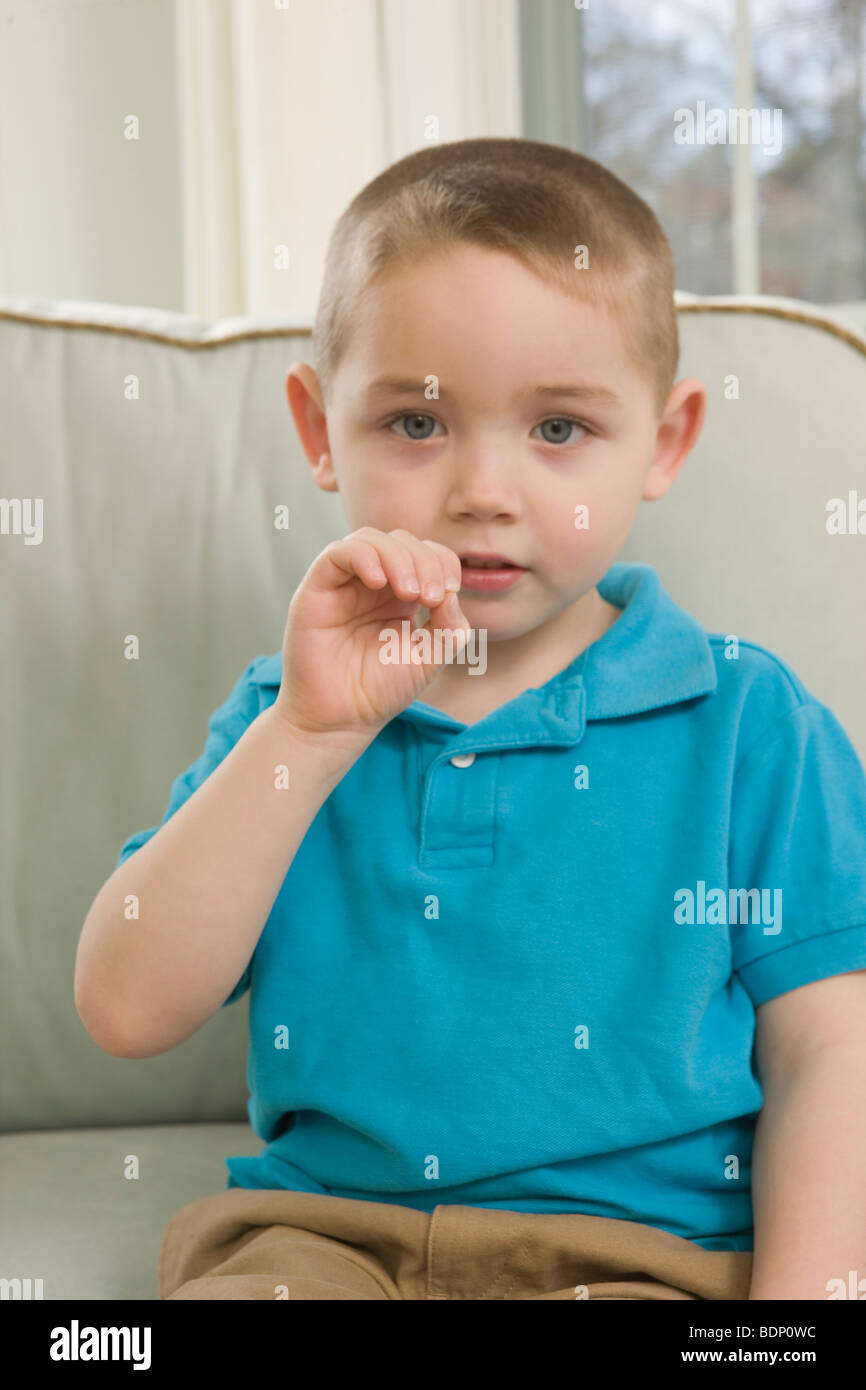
[288,244,705,643]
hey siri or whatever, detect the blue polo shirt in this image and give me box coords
[116,561,866,1251]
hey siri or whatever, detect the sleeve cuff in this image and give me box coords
[735,923,866,1006]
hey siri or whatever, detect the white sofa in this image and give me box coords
[1,290,864,1298]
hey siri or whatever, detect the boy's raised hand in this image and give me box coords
[273,527,472,739]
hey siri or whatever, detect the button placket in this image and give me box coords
[419,748,500,869]
[411,677,587,869]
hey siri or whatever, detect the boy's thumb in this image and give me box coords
[417,592,474,667]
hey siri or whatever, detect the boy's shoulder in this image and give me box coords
[701,628,841,766]
[705,630,813,706]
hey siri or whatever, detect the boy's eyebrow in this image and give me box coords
[363,376,624,409]
[530,383,623,409]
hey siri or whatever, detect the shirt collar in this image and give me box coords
[249,561,717,750]
[581,560,718,720]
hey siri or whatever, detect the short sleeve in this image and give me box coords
[729,700,866,1006]
[114,656,273,1007]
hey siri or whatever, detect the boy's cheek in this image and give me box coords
[573,487,644,550]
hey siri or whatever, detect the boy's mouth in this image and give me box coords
[459,552,527,594]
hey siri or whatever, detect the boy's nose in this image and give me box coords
[446,451,521,519]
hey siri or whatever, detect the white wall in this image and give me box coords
[0,0,522,318]
[0,0,183,308]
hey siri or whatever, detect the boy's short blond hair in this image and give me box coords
[312,137,679,420]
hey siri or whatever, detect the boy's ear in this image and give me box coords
[642,378,707,502]
[284,361,339,493]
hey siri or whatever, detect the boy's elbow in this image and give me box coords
[75,991,205,1059]
[74,978,146,1058]
[78,1012,165,1059]
[75,996,131,1057]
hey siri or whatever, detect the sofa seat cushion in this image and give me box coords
[0,1123,261,1299]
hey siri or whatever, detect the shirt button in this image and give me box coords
[449,752,476,768]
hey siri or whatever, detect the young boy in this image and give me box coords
[75,138,866,1301]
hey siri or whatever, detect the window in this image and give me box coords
[518,0,866,301]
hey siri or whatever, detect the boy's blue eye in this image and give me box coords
[536,417,586,445]
[389,413,440,440]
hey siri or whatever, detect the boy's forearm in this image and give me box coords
[75,706,370,1058]
[748,1047,866,1300]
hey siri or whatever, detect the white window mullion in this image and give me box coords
[732,0,761,294]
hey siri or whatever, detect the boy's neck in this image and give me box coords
[420,585,621,725]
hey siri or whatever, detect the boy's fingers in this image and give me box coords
[320,538,388,589]
[367,530,433,600]
[317,529,460,607]
[420,538,462,594]
[387,529,447,605]
[323,531,421,601]
[352,541,388,587]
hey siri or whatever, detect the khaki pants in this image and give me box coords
[159,1189,753,1301]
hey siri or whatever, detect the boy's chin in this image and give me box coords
[457,595,550,640]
